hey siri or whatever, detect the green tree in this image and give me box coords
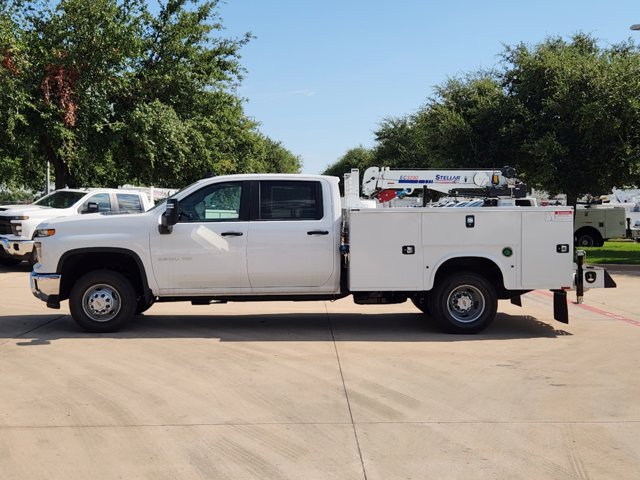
[322,145,374,177]
[0,0,300,190]
[372,117,429,169]
[322,146,374,195]
[331,33,640,206]
[414,73,516,170]
[502,34,640,205]
[0,1,42,190]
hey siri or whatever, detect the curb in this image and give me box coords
[593,264,640,274]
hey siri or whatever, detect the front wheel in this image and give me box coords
[428,272,497,334]
[69,270,137,333]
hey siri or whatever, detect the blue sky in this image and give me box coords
[218,0,638,174]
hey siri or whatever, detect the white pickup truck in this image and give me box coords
[0,188,153,266]
[29,172,616,334]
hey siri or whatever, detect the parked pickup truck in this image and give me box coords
[0,188,153,266]
[29,172,615,334]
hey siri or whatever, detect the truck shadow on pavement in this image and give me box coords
[1,311,572,346]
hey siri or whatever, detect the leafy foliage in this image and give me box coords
[322,146,375,195]
[0,0,300,190]
[324,34,640,206]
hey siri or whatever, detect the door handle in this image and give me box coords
[307,230,329,235]
[221,231,243,237]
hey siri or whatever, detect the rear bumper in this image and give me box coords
[30,271,61,307]
[573,265,617,290]
[1,237,34,259]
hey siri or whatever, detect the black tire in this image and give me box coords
[0,254,22,267]
[411,293,430,315]
[69,270,136,333]
[575,230,601,247]
[427,272,497,334]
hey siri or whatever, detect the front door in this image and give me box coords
[150,181,251,294]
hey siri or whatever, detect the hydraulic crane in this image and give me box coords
[360,165,527,203]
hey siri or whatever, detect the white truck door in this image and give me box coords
[149,181,251,293]
[246,179,335,289]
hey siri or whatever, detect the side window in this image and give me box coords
[180,182,243,222]
[258,181,323,220]
[117,193,144,213]
[80,193,111,213]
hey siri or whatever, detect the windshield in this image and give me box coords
[34,191,87,208]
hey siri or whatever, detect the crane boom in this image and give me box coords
[361,166,526,201]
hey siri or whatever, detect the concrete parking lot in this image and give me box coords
[1,263,639,479]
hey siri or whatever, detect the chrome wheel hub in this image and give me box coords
[447,285,485,323]
[82,284,121,322]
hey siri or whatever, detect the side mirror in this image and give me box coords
[159,198,179,234]
[85,202,99,214]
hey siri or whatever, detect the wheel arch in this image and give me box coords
[57,248,149,302]
[429,256,511,299]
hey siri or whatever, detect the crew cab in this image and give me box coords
[0,188,153,266]
[29,173,615,334]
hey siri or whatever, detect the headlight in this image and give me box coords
[34,228,56,237]
[11,223,22,235]
[11,215,29,220]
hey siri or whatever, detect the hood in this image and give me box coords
[37,210,155,234]
[0,204,65,217]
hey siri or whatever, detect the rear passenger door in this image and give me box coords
[246,179,335,290]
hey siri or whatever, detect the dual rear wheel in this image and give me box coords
[413,272,497,334]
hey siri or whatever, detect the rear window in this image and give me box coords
[117,193,144,213]
[258,181,323,220]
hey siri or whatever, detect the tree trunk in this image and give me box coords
[40,135,70,189]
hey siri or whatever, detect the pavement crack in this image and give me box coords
[324,302,369,480]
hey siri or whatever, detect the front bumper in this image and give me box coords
[1,236,34,259]
[30,271,62,307]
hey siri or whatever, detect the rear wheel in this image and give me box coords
[69,270,136,333]
[428,272,497,334]
[575,229,602,247]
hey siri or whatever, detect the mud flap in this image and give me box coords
[552,290,568,324]
[604,270,617,288]
[510,295,522,307]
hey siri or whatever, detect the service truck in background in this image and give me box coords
[573,205,627,247]
[29,168,615,334]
